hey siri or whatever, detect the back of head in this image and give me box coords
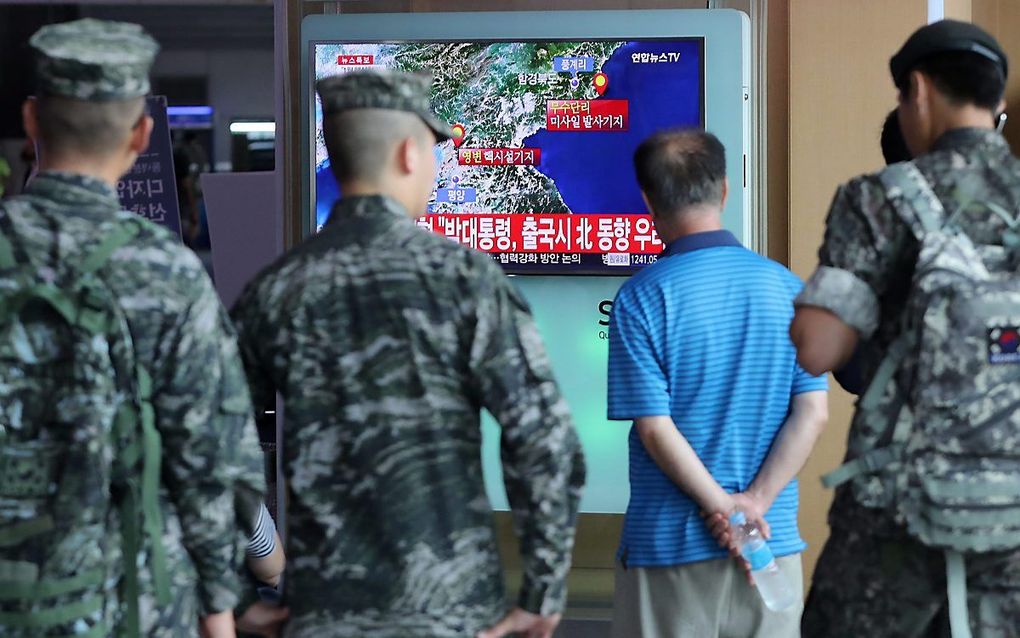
[633,128,726,218]
[35,96,145,158]
[323,108,432,184]
[29,18,158,160]
[317,71,452,186]
[890,19,1007,111]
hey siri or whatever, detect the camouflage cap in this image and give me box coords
[317,70,452,142]
[30,18,159,101]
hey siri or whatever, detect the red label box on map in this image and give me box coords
[415,213,662,254]
[546,100,629,131]
[337,55,375,65]
[458,148,541,166]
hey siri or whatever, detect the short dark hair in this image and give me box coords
[881,109,911,165]
[323,108,432,183]
[897,51,1005,111]
[35,95,144,157]
[633,129,726,217]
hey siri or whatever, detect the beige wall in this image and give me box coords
[768,0,791,265]
[787,0,927,581]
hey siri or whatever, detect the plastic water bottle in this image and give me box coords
[729,511,798,611]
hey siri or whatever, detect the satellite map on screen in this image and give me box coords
[313,39,703,273]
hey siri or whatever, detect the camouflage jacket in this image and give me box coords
[0,172,265,634]
[232,195,585,638]
[796,127,1020,536]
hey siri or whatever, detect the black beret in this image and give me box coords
[890,19,1007,87]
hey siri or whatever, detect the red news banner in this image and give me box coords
[416,214,663,254]
[458,148,541,166]
[337,54,375,65]
[547,99,629,131]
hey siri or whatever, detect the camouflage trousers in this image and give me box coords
[802,526,1020,638]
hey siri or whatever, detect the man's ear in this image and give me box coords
[22,98,40,143]
[128,115,154,156]
[640,190,654,216]
[720,176,730,210]
[910,70,930,112]
[396,136,417,176]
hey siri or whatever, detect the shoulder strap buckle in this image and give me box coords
[821,444,905,489]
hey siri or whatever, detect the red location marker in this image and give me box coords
[593,72,609,96]
[451,123,466,148]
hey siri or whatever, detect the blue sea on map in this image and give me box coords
[525,40,702,215]
[316,162,339,227]
[315,149,442,228]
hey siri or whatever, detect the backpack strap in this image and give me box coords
[78,221,141,277]
[137,365,171,607]
[0,226,15,270]
[879,163,946,235]
[0,516,56,547]
[821,333,915,489]
[0,563,109,637]
[0,209,23,271]
[114,370,171,638]
[0,596,107,633]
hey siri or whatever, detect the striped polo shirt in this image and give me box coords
[607,229,827,567]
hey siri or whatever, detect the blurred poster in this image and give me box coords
[117,95,182,238]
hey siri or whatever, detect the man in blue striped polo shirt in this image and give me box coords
[607,129,829,638]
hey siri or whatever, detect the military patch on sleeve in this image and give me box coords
[988,327,1020,364]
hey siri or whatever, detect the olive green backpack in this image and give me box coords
[0,215,170,637]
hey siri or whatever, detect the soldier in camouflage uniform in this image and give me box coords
[231,71,586,638]
[791,20,1020,637]
[0,19,265,637]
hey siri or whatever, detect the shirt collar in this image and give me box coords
[931,127,1008,155]
[661,229,742,258]
[324,194,412,228]
[24,171,121,210]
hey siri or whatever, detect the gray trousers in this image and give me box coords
[610,555,803,638]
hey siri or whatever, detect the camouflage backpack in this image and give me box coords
[823,162,1020,638]
[0,214,170,637]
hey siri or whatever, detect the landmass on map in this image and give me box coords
[315,41,623,215]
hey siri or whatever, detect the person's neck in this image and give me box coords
[658,206,724,245]
[929,105,996,145]
[341,181,416,217]
[37,155,126,189]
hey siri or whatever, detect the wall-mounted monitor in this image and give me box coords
[303,10,751,277]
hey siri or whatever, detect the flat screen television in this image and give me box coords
[310,38,705,274]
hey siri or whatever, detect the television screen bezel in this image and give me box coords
[300,9,753,275]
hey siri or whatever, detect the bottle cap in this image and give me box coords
[729,511,746,525]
